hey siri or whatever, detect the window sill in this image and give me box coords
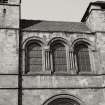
[51,71,72,75]
[23,71,51,75]
[22,72,104,76]
[0,2,8,4]
[78,71,93,75]
[22,70,98,76]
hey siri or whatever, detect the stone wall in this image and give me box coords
[21,31,105,105]
[0,29,19,73]
[7,0,20,4]
[22,75,105,88]
[22,31,104,74]
[22,89,105,105]
[0,5,19,28]
[0,0,20,105]
[0,29,19,105]
[0,90,18,105]
[86,10,105,32]
[96,32,105,73]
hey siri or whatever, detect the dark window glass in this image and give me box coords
[26,43,42,73]
[48,98,80,105]
[52,43,67,72]
[75,44,91,72]
[0,0,8,3]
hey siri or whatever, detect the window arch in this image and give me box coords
[51,41,67,73]
[74,42,91,73]
[43,94,84,105]
[25,41,43,73]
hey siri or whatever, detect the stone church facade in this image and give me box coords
[0,0,105,105]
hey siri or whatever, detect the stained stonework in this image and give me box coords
[0,5,19,28]
[7,0,20,4]
[22,75,105,88]
[86,10,105,32]
[22,89,105,105]
[21,30,105,105]
[0,90,18,105]
[22,31,105,74]
[0,29,19,73]
[0,0,20,105]
[0,1,105,105]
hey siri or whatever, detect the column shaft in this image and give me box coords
[45,50,50,70]
[69,51,77,71]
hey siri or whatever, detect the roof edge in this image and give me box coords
[81,1,105,22]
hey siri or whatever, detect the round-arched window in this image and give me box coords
[26,42,42,73]
[74,42,91,73]
[43,95,83,105]
[47,98,80,105]
[51,42,67,73]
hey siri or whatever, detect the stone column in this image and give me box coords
[45,47,50,70]
[69,50,74,69]
[74,54,78,72]
[69,50,77,74]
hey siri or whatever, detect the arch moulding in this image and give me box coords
[47,37,69,46]
[71,38,96,51]
[22,36,46,49]
[43,94,86,105]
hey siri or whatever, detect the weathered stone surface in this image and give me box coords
[96,33,105,73]
[0,29,19,73]
[21,11,105,105]
[0,75,18,88]
[22,89,105,105]
[22,31,105,74]
[8,0,20,4]
[22,75,105,88]
[0,1,105,105]
[86,10,105,32]
[0,90,18,105]
[22,32,95,45]
[0,5,19,28]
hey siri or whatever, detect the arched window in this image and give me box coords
[51,42,67,73]
[26,42,42,73]
[43,94,82,105]
[74,42,91,73]
[47,97,80,105]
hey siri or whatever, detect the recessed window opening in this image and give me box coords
[74,42,91,73]
[48,98,80,105]
[26,42,42,73]
[51,41,67,73]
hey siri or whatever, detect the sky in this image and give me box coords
[21,0,103,22]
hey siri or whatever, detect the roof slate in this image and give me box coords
[20,19,91,33]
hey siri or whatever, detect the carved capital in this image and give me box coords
[89,46,96,52]
[44,46,50,51]
[69,47,74,52]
